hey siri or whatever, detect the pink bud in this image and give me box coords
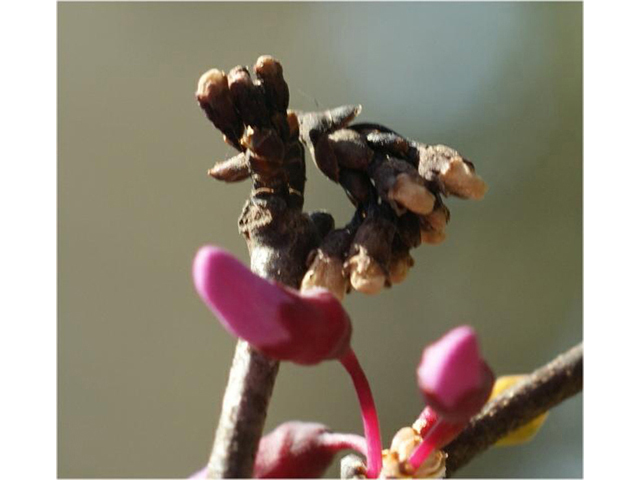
[192,246,352,365]
[254,422,366,478]
[416,326,494,422]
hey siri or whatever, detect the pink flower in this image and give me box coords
[192,246,383,477]
[191,422,367,479]
[417,325,494,422]
[407,326,494,472]
[193,246,352,365]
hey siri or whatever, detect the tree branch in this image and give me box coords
[443,342,583,476]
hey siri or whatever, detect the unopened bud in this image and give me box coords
[207,152,251,183]
[388,173,436,215]
[416,145,487,200]
[365,131,410,157]
[372,157,434,215]
[195,68,244,149]
[439,157,488,200]
[243,126,285,163]
[254,55,289,113]
[339,169,374,206]
[389,249,415,285]
[327,129,374,171]
[347,249,387,295]
[419,202,450,245]
[228,66,270,128]
[345,214,395,294]
[301,251,348,301]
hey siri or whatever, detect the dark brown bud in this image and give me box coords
[298,105,362,146]
[339,169,374,206]
[327,129,374,171]
[396,212,422,249]
[195,69,244,149]
[365,131,410,158]
[388,248,415,285]
[371,157,435,215]
[207,152,250,183]
[416,144,488,199]
[310,134,340,181]
[345,215,395,295]
[309,211,335,240]
[242,126,285,163]
[419,201,450,245]
[301,228,353,300]
[254,55,289,113]
[227,66,271,128]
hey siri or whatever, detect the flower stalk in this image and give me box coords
[339,348,383,478]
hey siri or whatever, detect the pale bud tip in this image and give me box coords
[196,68,227,101]
[390,174,436,215]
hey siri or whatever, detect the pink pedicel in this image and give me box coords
[409,326,495,471]
[192,245,351,365]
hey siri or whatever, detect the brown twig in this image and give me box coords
[443,343,583,476]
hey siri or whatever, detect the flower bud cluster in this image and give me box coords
[297,108,487,296]
[196,55,305,205]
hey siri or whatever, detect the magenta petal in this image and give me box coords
[193,246,292,347]
[417,326,494,421]
[254,422,345,478]
[193,246,352,365]
[418,326,481,408]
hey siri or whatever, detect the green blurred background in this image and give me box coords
[58,2,582,478]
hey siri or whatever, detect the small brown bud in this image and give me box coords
[228,66,271,128]
[346,249,387,295]
[389,249,415,285]
[372,157,435,215]
[298,105,362,145]
[327,129,374,171]
[439,156,488,200]
[311,134,340,181]
[345,214,395,294]
[417,144,487,199]
[195,69,244,149]
[388,173,436,215]
[365,131,411,157]
[242,126,285,163]
[207,152,250,182]
[419,202,450,245]
[254,55,289,113]
[339,169,373,206]
[301,251,348,301]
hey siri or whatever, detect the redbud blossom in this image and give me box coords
[254,421,367,478]
[408,326,494,473]
[193,246,352,365]
[416,325,494,422]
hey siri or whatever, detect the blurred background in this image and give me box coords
[58,2,582,478]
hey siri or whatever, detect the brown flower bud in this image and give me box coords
[416,144,487,200]
[339,169,374,206]
[242,126,285,163]
[346,249,387,295]
[207,152,250,183]
[254,55,289,113]
[301,228,353,300]
[195,69,244,149]
[372,157,436,215]
[227,66,271,128]
[396,213,422,249]
[389,249,415,285]
[298,105,362,145]
[419,201,450,245]
[327,129,374,171]
[301,251,348,301]
[365,131,411,158]
[345,214,395,295]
